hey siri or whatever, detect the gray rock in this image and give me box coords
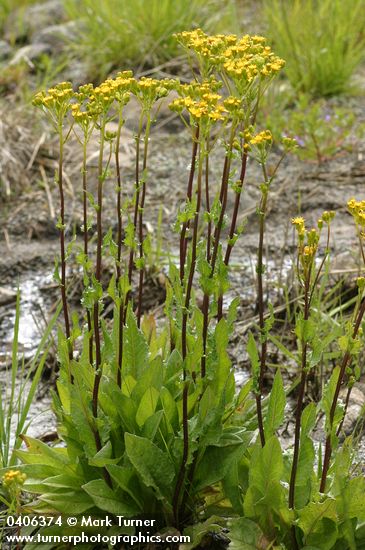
[8,43,52,67]
[0,40,12,61]
[61,59,90,88]
[341,386,365,434]
[4,0,66,42]
[31,20,81,52]
[0,287,17,307]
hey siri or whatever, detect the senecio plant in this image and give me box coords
[5,29,365,549]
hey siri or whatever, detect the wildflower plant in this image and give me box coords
[5,29,365,550]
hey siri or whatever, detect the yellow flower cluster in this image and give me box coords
[72,72,135,125]
[292,216,305,233]
[169,79,227,123]
[223,36,284,84]
[2,469,26,487]
[318,210,335,228]
[223,96,245,119]
[348,198,365,227]
[176,29,236,60]
[34,71,178,129]
[90,71,135,108]
[250,130,272,146]
[132,77,175,108]
[292,216,324,267]
[33,81,74,116]
[175,29,285,87]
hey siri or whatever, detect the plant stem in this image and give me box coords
[210,125,236,272]
[336,385,352,436]
[173,131,203,527]
[289,269,311,508]
[172,381,189,528]
[256,183,269,447]
[218,147,248,320]
[320,296,365,492]
[205,134,211,263]
[115,116,124,387]
[82,138,93,365]
[58,131,72,358]
[92,120,105,443]
[125,116,143,317]
[201,127,236,378]
[181,139,203,372]
[136,115,151,327]
[180,125,199,283]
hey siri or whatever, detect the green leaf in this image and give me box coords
[298,499,338,550]
[135,387,160,427]
[295,437,315,509]
[321,367,343,438]
[89,441,120,467]
[264,369,285,435]
[16,437,72,471]
[295,315,316,344]
[131,356,163,403]
[160,386,179,431]
[181,516,226,550]
[338,477,365,521]
[123,309,149,379]
[247,331,260,393]
[142,410,164,440]
[195,433,251,492]
[83,479,140,515]
[107,464,143,510]
[301,403,317,438]
[227,297,240,327]
[40,490,94,514]
[227,517,265,549]
[124,433,175,502]
[249,436,283,494]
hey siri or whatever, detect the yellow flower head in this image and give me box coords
[250,130,272,146]
[2,470,26,487]
[348,197,365,227]
[169,79,226,124]
[33,81,74,121]
[132,77,175,108]
[292,216,305,227]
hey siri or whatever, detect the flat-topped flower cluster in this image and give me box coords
[32,29,285,137]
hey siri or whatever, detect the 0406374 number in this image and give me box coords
[7,516,63,527]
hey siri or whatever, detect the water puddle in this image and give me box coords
[0,271,54,362]
[0,269,56,443]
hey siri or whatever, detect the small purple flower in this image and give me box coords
[294,135,305,147]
